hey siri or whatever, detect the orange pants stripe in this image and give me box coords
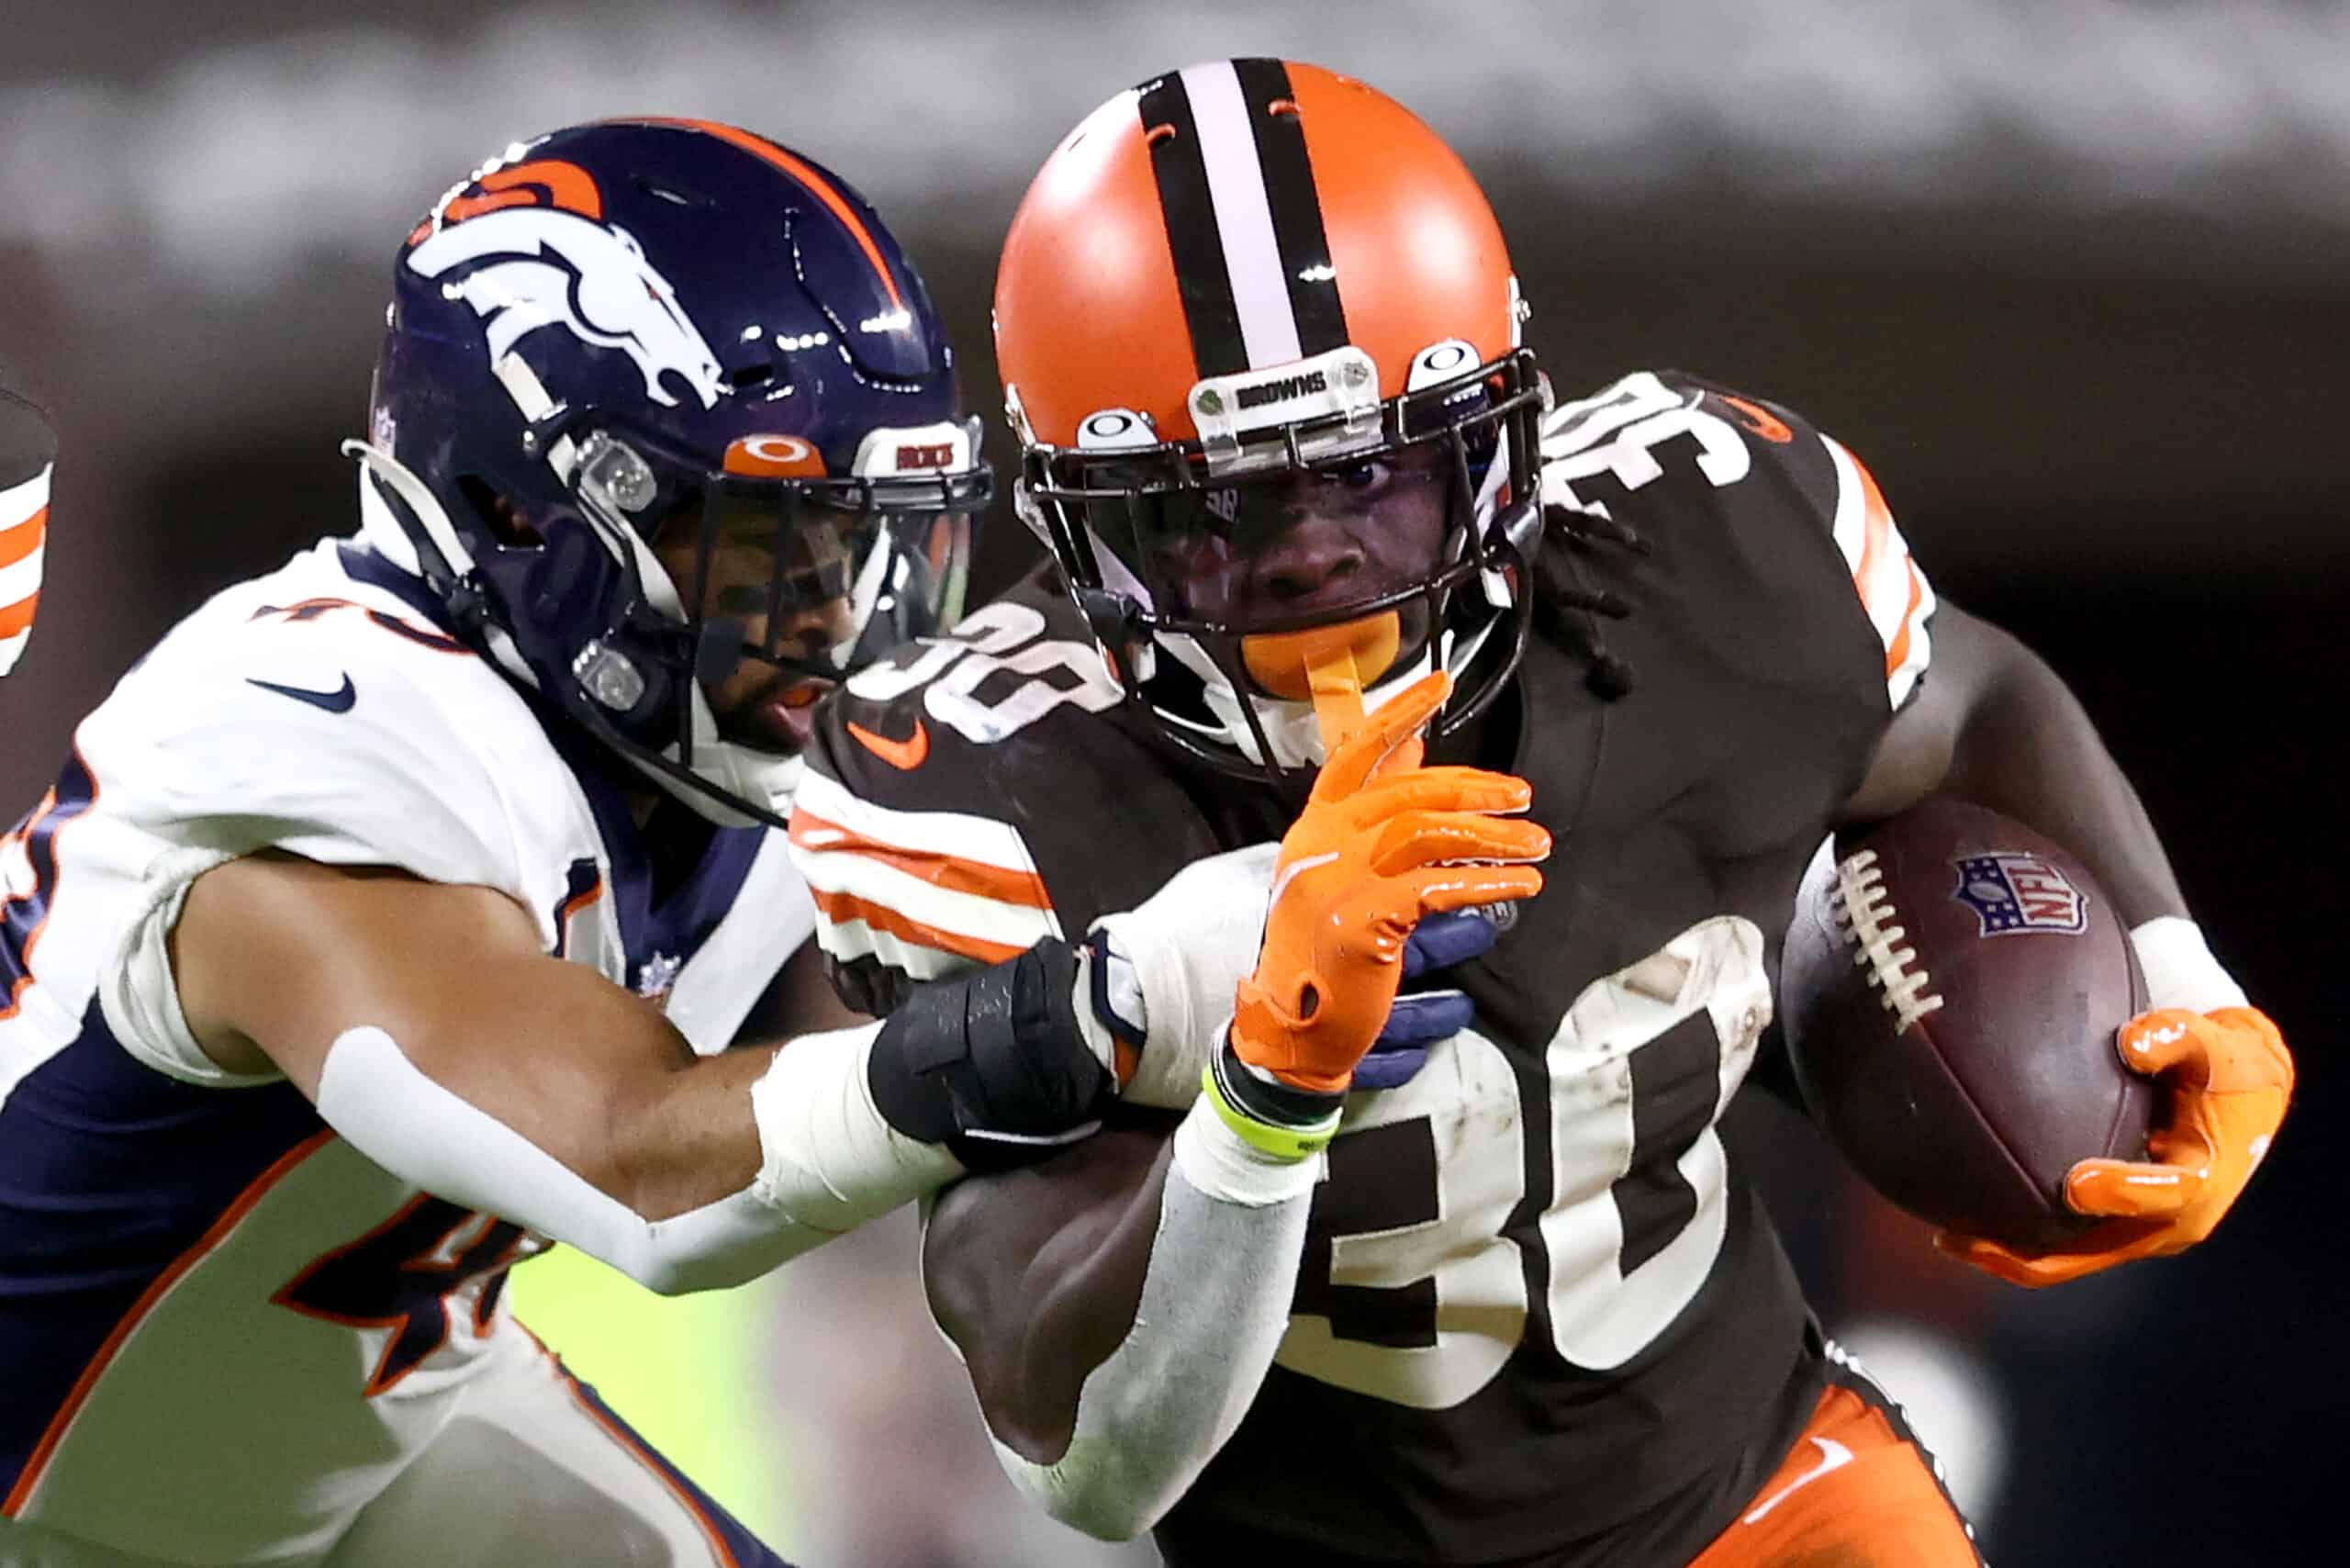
[1689,1382,1982,1568]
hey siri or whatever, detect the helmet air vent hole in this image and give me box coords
[727,364,777,391]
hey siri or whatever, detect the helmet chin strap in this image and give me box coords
[557,439,813,825]
[347,441,538,693]
[645,694,808,824]
[346,427,810,825]
[348,439,476,582]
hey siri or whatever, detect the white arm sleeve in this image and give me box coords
[315,1020,959,1295]
[1085,841,1279,1110]
[986,1100,1317,1540]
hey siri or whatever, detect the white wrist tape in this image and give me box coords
[2128,916,2249,1015]
[991,1097,1312,1540]
[313,1021,958,1297]
[749,1021,963,1228]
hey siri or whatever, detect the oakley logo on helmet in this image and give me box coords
[1076,409,1158,451]
[1407,340,1481,391]
[723,434,826,478]
[406,207,727,411]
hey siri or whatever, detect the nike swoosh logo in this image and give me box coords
[1718,393,1795,444]
[847,717,929,770]
[1740,1436,1854,1525]
[247,673,356,713]
[1269,849,1340,912]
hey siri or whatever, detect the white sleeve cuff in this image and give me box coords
[102,846,282,1089]
[749,1022,962,1226]
[1173,1097,1326,1207]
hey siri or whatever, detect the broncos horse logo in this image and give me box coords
[406,159,726,410]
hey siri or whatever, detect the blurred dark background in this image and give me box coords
[4,3,2343,1563]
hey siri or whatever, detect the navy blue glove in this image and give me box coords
[1351,908,1501,1091]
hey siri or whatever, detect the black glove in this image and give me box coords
[865,937,1113,1172]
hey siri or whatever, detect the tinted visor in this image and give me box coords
[1018,347,1544,780]
[670,470,978,652]
[565,420,985,755]
[1076,432,1494,694]
[679,480,980,753]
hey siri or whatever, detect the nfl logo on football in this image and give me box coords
[1951,853,2088,936]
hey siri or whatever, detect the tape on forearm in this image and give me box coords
[1175,1087,1328,1206]
[2128,916,2250,1015]
[751,1020,963,1228]
[313,1019,964,1296]
[990,1097,1314,1540]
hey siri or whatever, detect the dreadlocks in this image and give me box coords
[1532,499,1648,700]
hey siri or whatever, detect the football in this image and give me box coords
[1779,796,2154,1251]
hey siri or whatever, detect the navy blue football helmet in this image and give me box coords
[354,118,989,826]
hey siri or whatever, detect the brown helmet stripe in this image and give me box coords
[1231,57,1349,358]
[1136,72,1250,377]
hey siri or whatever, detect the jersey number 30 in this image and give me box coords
[1279,916,1772,1409]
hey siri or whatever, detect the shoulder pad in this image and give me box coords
[794,583,1117,986]
[77,572,588,937]
[1542,370,1935,709]
[792,577,1240,1004]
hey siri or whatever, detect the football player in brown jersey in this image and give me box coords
[787,59,2295,1568]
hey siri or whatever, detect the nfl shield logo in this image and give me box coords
[1951,853,2088,936]
[633,950,682,1010]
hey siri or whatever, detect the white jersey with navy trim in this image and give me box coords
[0,539,810,1565]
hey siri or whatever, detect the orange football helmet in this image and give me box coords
[996,59,1544,778]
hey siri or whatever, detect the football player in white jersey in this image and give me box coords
[0,121,1179,1568]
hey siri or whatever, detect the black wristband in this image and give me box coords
[1213,1034,1348,1131]
[866,937,1114,1172]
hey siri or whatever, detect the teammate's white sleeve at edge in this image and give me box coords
[2128,915,2249,1014]
[984,1102,1317,1541]
[314,1020,959,1295]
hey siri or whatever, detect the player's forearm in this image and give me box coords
[1935,621,2188,928]
[982,1102,1315,1540]
[314,1018,958,1294]
[316,936,1135,1292]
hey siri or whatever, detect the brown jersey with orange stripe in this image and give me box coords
[0,390,55,678]
[796,370,1939,1566]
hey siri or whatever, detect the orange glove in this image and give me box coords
[1937,1006,2294,1287]
[1229,670,1550,1095]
